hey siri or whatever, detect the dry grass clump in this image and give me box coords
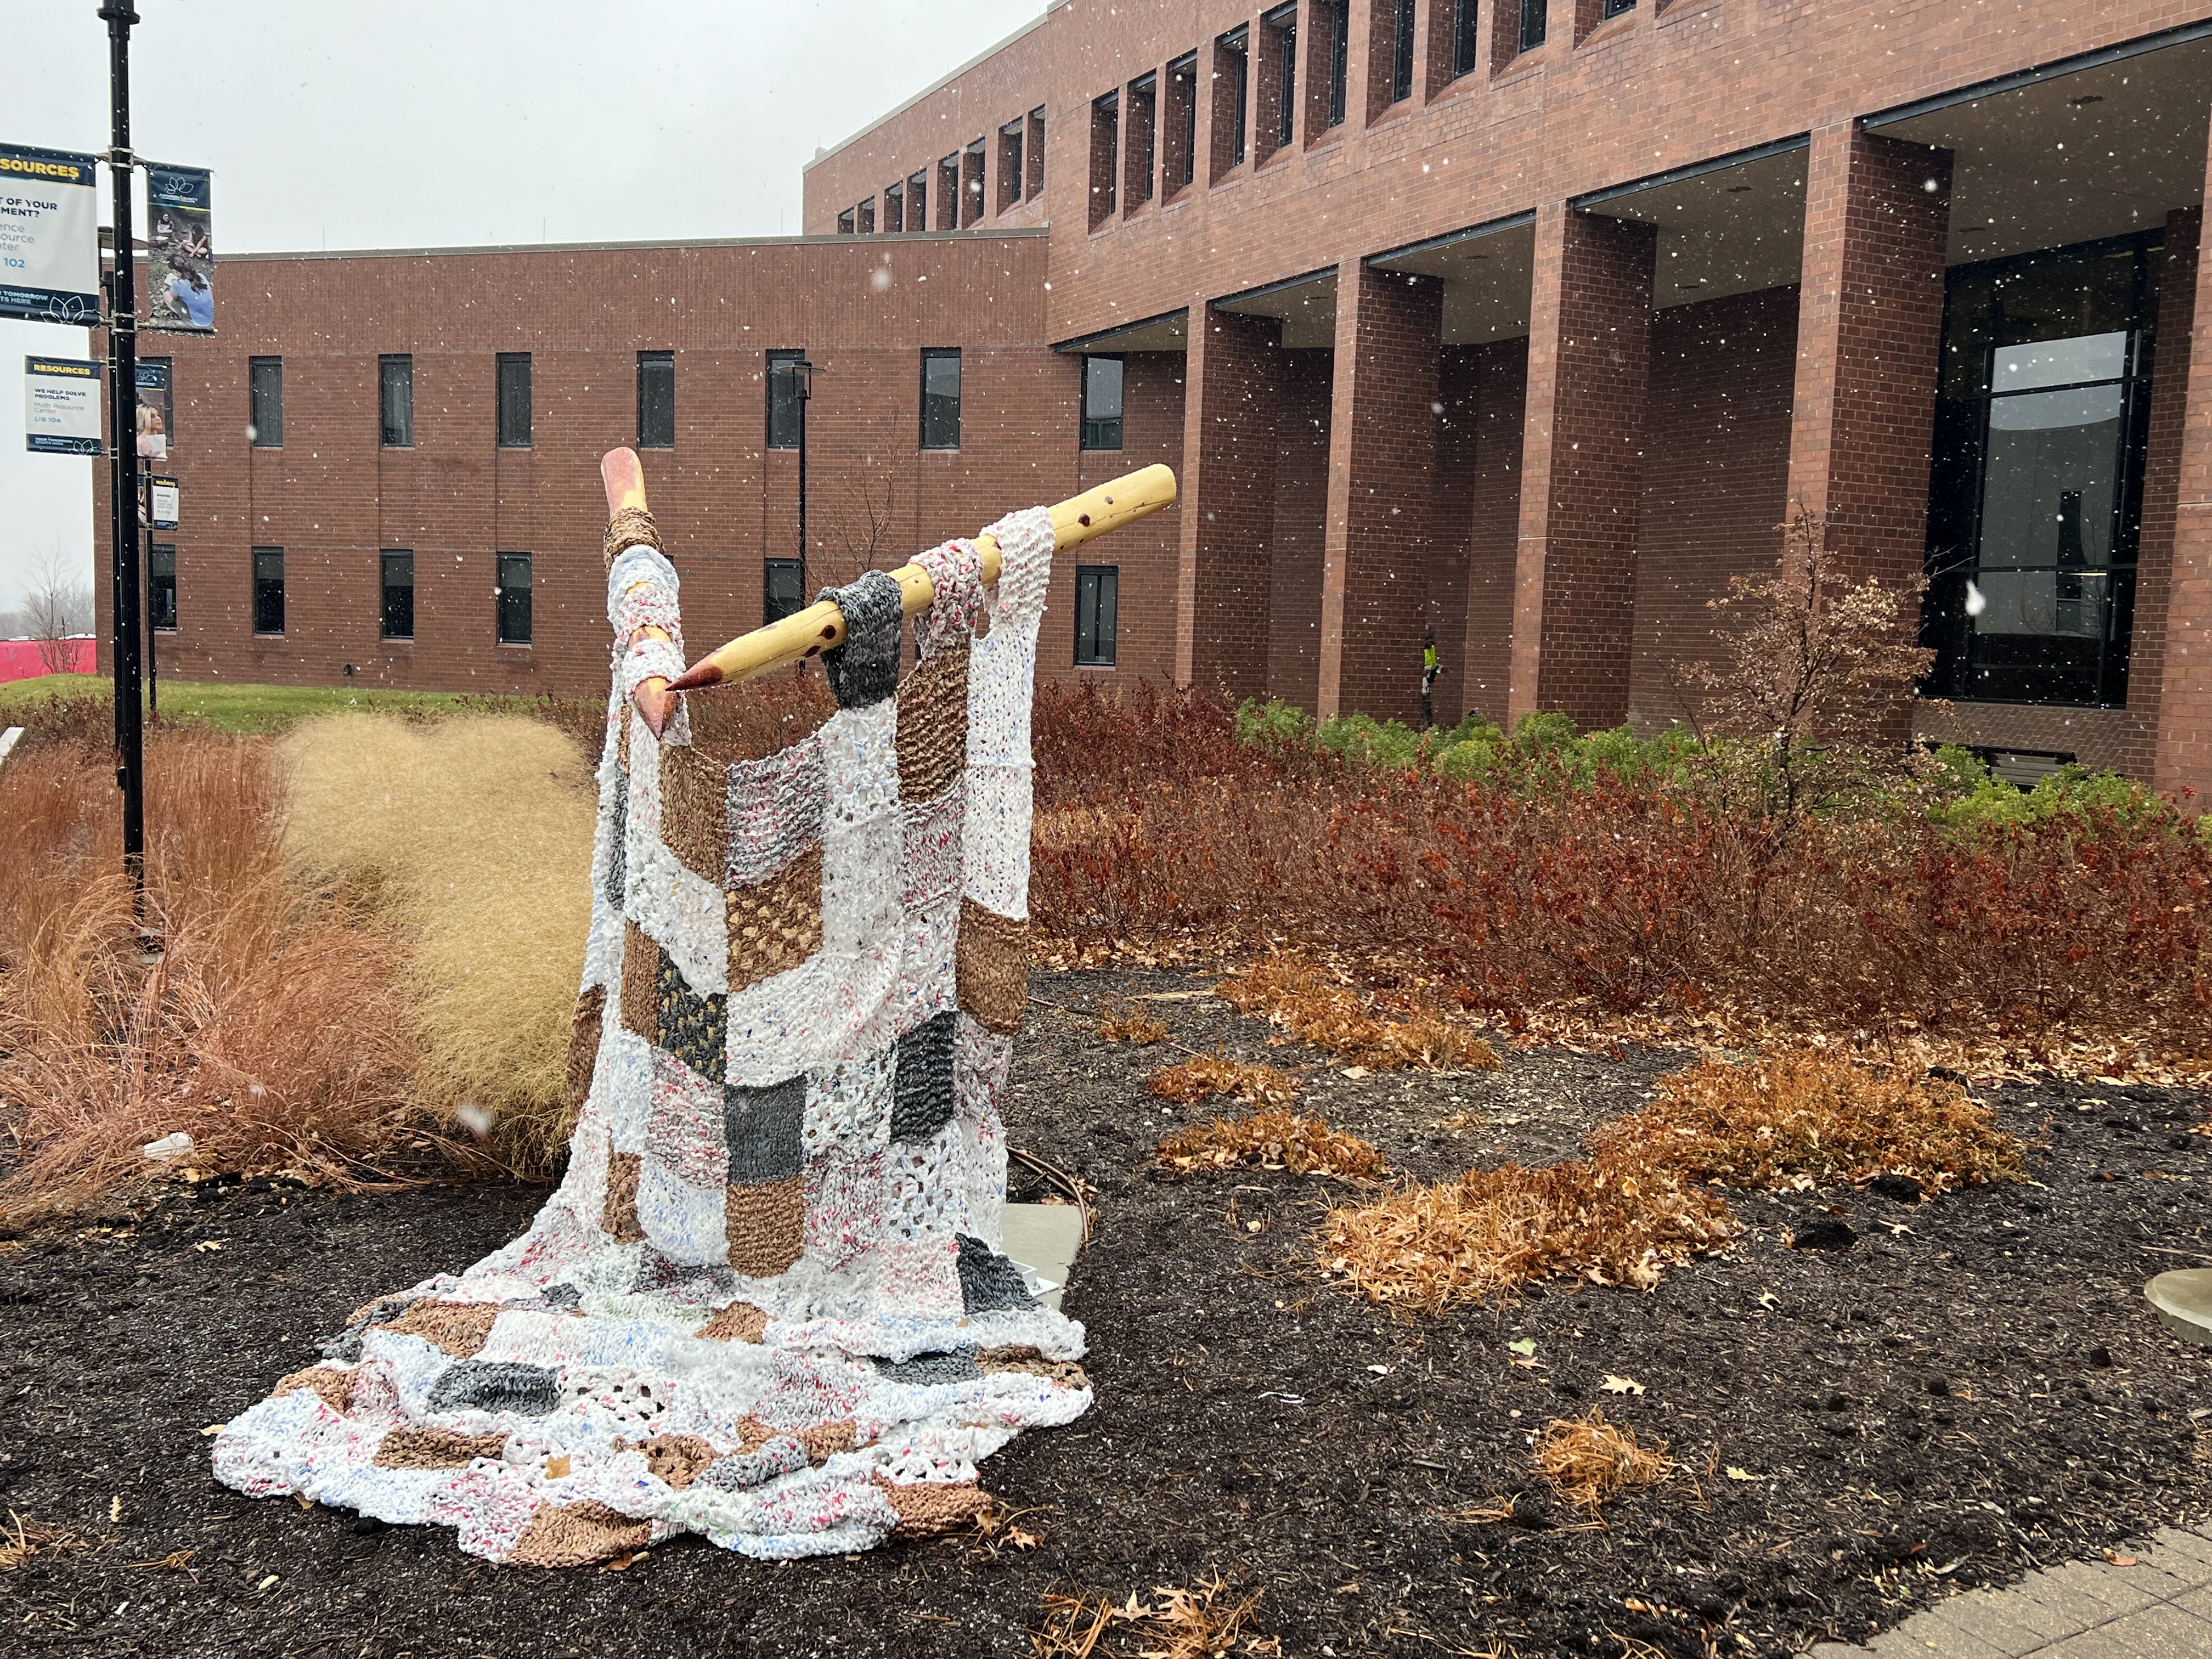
[1146,1054,1301,1108]
[1532,1408,1670,1512]
[1592,1046,2026,1195]
[0,1511,88,1570]
[280,713,596,1173]
[1318,1159,1739,1311]
[1217,956,1500,1071]
[1157,1109,1387,1181]
[0,733,417,1216]
[1031,1577,1277,1658]
[1097,1001,1170,1044]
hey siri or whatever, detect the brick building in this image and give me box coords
[99,2,2212,788]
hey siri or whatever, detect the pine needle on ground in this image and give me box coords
[1533,1408,1670,1511]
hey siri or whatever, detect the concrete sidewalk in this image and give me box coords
[1810,1527,2212,1659]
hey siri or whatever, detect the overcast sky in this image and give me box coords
[0,0,1046,612]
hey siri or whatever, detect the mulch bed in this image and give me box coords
[3,967,2209,1658]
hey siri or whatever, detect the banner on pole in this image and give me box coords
[0,144,101,325]
[144,163,213,331]
[150,475,178,530]
[134,358,170,459]
[24,355,102,454]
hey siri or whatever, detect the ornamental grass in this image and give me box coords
[1533,1409,1671,1513]
[1156,1108,1387,1182]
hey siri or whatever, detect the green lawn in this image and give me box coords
[0,673,475,735]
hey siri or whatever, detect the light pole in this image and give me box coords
[100,0,146,906]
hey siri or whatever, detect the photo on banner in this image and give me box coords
[144,164,213,331]
[23,356,104,455]
[136,358,171,460]
[0,144,101,325]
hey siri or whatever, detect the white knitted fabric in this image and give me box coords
[214,508,1085,1565]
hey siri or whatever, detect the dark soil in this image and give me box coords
[3,967,2209,1658]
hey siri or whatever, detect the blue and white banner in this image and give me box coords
[24,355,103,455]
[0,144,101,325]
[145,163,213,331]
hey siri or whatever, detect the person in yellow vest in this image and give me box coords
[1421,625,1440,730]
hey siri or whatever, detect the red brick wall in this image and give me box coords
[1175,304,1280,698]
[2153,122,2212,796]
[1627,285,1799,732]
[1266,348,1335,707]
[2127,208,2203,778]
[1069,349,1186,684]
[1449,339,1527,727]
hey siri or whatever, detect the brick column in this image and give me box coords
[1175,304,1279,700]
[1318,262,1443,721]
[1785,123,1952,586]
[2152,122,2212,795]
[2129,207,2202,781]
[1505,205,1656,731]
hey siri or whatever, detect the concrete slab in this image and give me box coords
[2100,1603,2212,1659]
[2145,1270,2212,1347]
[1921,1592,2069,1653]
[1866,1621,2013,1658]
[1001,1202,1085,1311]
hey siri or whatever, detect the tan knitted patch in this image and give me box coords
[724,1174,804,1278]
[603,1149,645,1243]
[565,984,607,1119]
[508,1499,652,1568]
[732,1415,775,1454]
[798,1419,859,1464]
[659,745,729,885]
[726,847,823,995]
[639,1433,718,1491]
[620,921,661,1042]
[380,1300,501,1359]
[956,898,1029,1034]
[696,1301,769,1343]
[978,1345,1091,1391]
[895,642,969,802]
[373,1425,509,1470]
[872,1474,991,1536]
[269,1365,355,1414]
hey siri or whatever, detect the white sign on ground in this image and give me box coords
[24,354,102,455]
[0,144,101,325]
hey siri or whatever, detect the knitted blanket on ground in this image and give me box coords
[213,506,1090,1565]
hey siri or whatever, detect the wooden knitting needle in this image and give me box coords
[602,448,679,736]
[667,463,1177,693]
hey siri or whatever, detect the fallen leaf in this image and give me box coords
[1600,1374,1646,1396]
[1340,1065,1371,1080]
[600,1550,647,1572]
[1333,1582,1361,1595]
[2106,1553,2140,1567]
[191,1240,223,1254]
[199,1424,227,1437]
[1006,1526,1042,1550]
[1507,1338,1538,1357]
[109,1497,122,1523]
[1725,1466,1763,1482]
[256,1574,279,1591]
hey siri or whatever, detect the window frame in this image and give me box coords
[1090,89,1120,228]
[884,179,905,232]
[636,349,676,450]
[496,352,532,449]
[1452,0,1481,77]
[1080,355,1125,452]
[149,543,177,633]
[997,120,1025,213]
[1075,565,1120,667]
[379,353,413,448]
[764,557,805,627]
[1215,26,1250,176]
[1262,3,1298,157]
[380,549,415,642]
[766,348,806,450]
[251,546,285,636]
[919,348,962,451]
[1125,72,1157,212]
[1328,0,1351,125]
[495,551,533,646]
[1166,53,1199,194]
[1519,0,1548,55]
[249,356,283,448]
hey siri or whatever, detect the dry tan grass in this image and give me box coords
[0,732,418,1216]
[1158,1109,1387,1182]
[1030,1577,1277,1658]
[1217,956,1501,1072]
[1532,1408,1670,1511]
[1146,1054,1302,1108]
[0,1511,87,1570]
[280,713,596,1172]
[1590,1046,2027,1195]
[1097,1001,1170,1044]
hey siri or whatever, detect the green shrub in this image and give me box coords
[1233,697,1315,752]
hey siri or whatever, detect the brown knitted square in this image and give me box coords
[724,1174,804,1278]
[373,1425,509,1470]
[696,1301,768,1343]
[269,1366,355,1414]
[603,1149,645,1243]
[799,1419,859,1463]
[381,1300,501,1358]
[956,898,1029,1035]
[872,1474,991,1536]
[896,642,969,802]
[621,921,661,1042]
[726,847,823,995]
[508,1499,653,1568]
[639,1432,718,1491]
[564,984,606,1120]
[659,745,729,885]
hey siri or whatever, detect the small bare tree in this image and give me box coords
[22,546,95,674]
[812,457,913,591]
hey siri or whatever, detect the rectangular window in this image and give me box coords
[1262,5,1296,155]
[1090,91,1119,228]
[1126,74,1156,211]
[1391,0,1416,103]
[766,348,806,449]
[764,557,804,626]
[837,207,855,235]
[1075,566,1119,666]
[1081,356,1125,450]
[998,121,1024,212]
[1452,0,1480,76]
[1026,106,1046,196]
[379,354,413,447]
[1166,54,1199,191]
[249,357,283,447]
[1328,0,1350,125]
[907,169,927,229]
[919,348,961,450]
[496,352,532,448]
[252,547,284,636]
[496,551,533,645]
[381,550,414,641]
[961,141,985,226]
[1215,26,1250,178]
[1602,0,1635,15]
[938,154,960,228]
[150,544,177,632]
[1520,0,1548,54]
[857,196,876,234]
[884,180,904,233]
[637,350,675,449]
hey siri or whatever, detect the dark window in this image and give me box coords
[1081,356,1124,450]
[1091,91,1119,228]
[920,348,961,450]
[962,141,985,225]
[907,169,927,229]
[1217,27,1249,172]
[1126,74,1156,210]
[938,154,960,228]
[766,349,806,449]
[1391,0,1416,102]
[1452,0,1480,76]
[1602,0,1635,15]
[496,352,532,448]
[379,354,413,447]
[837,207,855,235]
[252,547,284,635]
[1328,0,1350,124]
[765,558,804,625]
[637,350,675,449]
[1262,4,1296,155]
[858,197,876,234]
[249,357,283,447]
[998,122,1024,212]
[496,551,533,645]
[1519,0,1548,53]
[884,180,905,232]
[149,544,176,632]
[1027,106,1046,196]
[1922,232,2159,709]
[1167,54,1199,190]
[1075,565,1119,666]
[381,550,414,640]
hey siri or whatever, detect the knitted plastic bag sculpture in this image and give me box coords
[213,507,1088,1565]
